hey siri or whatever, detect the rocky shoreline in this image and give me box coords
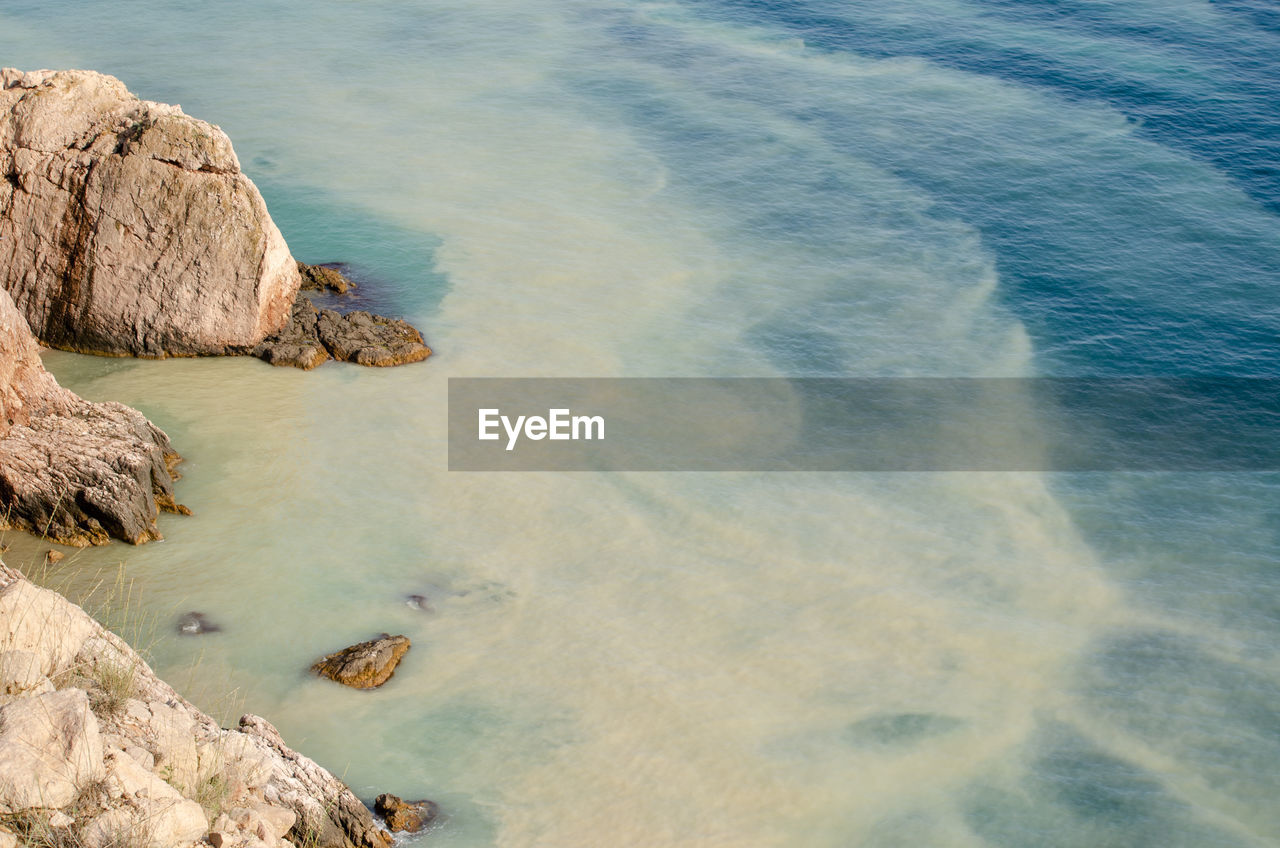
[1,68,438,846]
[0,68,431,548]
[0,563,398,848]
[0,281,186,547]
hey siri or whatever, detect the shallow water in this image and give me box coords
[2,1,1279,845]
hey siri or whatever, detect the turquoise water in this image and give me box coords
[2,1,1279,845]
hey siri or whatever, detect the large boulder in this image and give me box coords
[0,68,300,357]
[0,286,184,545]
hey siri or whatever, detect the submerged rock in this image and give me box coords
[374,793,438,833]
[254,297,431,370]
[298,261,356,294]
[0,68,299,357]
[311,634,410,690]
[176,611,221,635]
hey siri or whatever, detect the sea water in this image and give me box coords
[1,1,1278,845]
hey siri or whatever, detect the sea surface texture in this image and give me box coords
[2,1,1279,846]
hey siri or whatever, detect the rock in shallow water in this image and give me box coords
[311,634,410,689]
[316,308,431,367]
[251,298,330,370]
[374,793,438,833]
[298,261,356,294]
[253,297,431,370]
[176,611,221,635]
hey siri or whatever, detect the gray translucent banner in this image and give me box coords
[447,378,1280,471]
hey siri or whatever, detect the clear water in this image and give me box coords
[2,1,1279,845]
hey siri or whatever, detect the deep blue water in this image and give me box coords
[606,0,1280,375]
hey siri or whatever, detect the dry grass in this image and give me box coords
[188,769,231,819]
[82,658,139,719]
[0,779,158,848]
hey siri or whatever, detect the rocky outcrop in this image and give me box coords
[311,636,410,690]
[1,68,432,377]
[0,286,185,546]
[0,563,399,848]
[297,262,355,295]
[250,298,330,370]
[0,68,299,357]
[236,717,392,848]
[254,298,431,370]
[373,794,438,834]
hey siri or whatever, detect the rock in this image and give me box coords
[88,749,209,846]
[44,549,63,564]
[298,261,355,294]
[205,732,276,790]
[143,699,200,791]
[0,688,105,810]
[0,286,186,546]
[316,308,431,367]
[122,743,155,771]
[82,792,207,848]
[253,297,431,370]
[0,68,299,357]
[252,297,330,370]
[0,649,44,694]
[405,593,432,613]
[374,793,438,833]
[311,634,411,690]
[252,802,297,839]
[0,827,15,848]
[81,810,134,848]
[177,611,221,635]
[239,714,393,848]
[228,804,294,844]
[0,577,98,675]
[47,810,74,829]
[0,566,391,848]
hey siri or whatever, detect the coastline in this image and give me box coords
[0,561,394,848]
[4,5,1280,844]
[0,68,435,846]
